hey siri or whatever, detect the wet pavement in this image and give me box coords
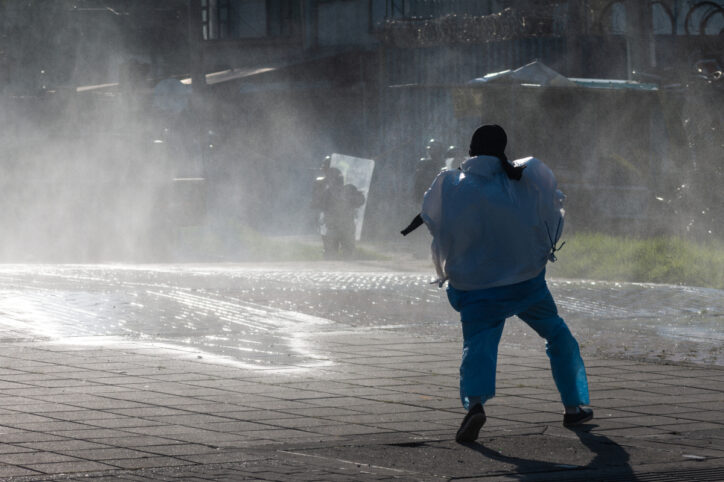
[0,263,721,367]
[0,261,720,480]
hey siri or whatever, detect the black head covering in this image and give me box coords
[468,125,525,180]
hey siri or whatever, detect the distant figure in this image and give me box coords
[312,155,333,219]
[444,145,466,170]
[420,125,592,443]
[413,139,446,204]
[313,165,365,259]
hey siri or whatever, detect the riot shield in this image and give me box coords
[329,154,375,241]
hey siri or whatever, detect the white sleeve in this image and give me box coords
[420,171,455,285]
[519,158,564,234]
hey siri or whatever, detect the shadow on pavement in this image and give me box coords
[461,424,639,481]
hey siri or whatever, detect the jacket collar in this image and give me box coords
[461,155,503,178]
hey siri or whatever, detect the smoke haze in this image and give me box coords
[0,1,722,264]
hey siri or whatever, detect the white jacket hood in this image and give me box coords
[421,156,565,290]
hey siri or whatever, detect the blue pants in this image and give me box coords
[447,271,589,410]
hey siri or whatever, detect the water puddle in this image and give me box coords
[0,265,720,367]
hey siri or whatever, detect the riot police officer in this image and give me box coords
[413,139,446,203]
[313,164,365,259]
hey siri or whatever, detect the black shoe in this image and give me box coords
[563,407,594,426]
[456,404,486,443]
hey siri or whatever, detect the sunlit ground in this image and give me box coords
[0,263,721,369]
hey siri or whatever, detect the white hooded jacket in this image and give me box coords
[420,155,565,290]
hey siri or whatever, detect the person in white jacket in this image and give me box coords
[420,125,592,443]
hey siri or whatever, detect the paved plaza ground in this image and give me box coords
[0,262,721,481]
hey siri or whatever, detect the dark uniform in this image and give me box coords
[313,167,365,258]
[413,139,446,204]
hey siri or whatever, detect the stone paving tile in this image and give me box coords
[314,387,402,398]
[294,396,377,408]
[103,456,195,470]
[361,391,439,404]
[119,425,208,437]
[388,382,456,394]
[496,411,564,424]
[678,400,724,412]
[324,367,426,379]
[192,394,283,406]
[268,389,367,401]
[300,424,390,436]
[0,443,36,454]
[515,392,563,403]
[54,385,137,395]
[26,379,99,389]
[63,447,161,461]
[0,465,40,478]
[0,373,66,383]
[332,377,419,388]
[204,421,283,432]
[45,428,141,440]
[496,387,556,397]
[672,410,724,423]
[628,404,708,417]
[82,418,166,430]
[638,385,722,396]
[593,426,673,437]
[280,407,364,417]
[325,411,437,425]
[175,402,266,413]
[0,396,36,406]
[589,388,669,402]
[321,402,427,416]
[85,436,185,447]
[8,421,99,432]
[628,415,695,426]
[577,419,641,431]
[143,373,218,382]
[0,451,80,465]
[145,414,244,426]
[1,403,83,414]
[0,381,42,391]
[0,413,57,425]
[590,407,656,418]
[107,407,191,418]
[17,440,111,452]
[656,381,724,394]
[658,421,724,432]
[91,376,163,385]
[261,418,343,430]
[408,399,461,411]
[590,380,677,390]
[220,409,296,421]
[144,387,231,398]
[589,397,658,409]
[180,379,269,391]
[369,421,454,433]
[37,410,129,421]
[37,397,146,411]
[139,444,225,457]
[644,393,724,405]
[177,450,264,464]
[489,400,561,413]
[165,431,272,445]
[0,432,68,444]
